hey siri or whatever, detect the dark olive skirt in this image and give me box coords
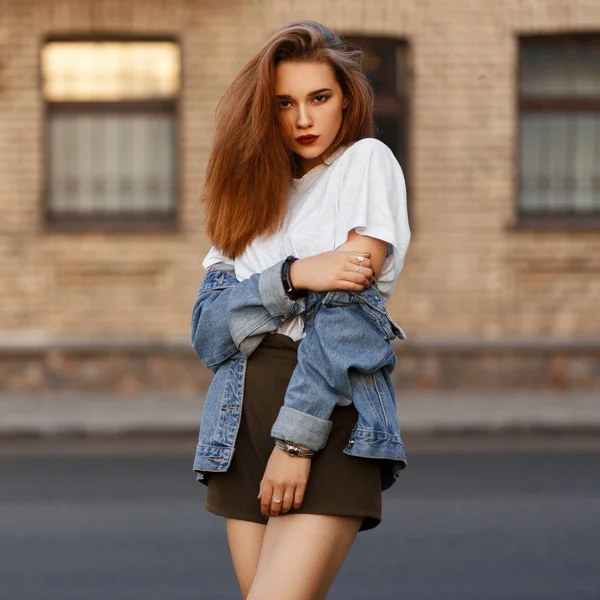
[205,332,382,532]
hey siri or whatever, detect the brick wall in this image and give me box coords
[1,1,599,382]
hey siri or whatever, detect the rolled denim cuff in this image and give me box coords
[258,261,297,318]
[270,406,332,452]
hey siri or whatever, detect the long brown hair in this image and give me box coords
[202,20,375,259]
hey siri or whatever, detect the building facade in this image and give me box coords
[1,0,599,391]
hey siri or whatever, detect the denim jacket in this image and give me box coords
[191,259,408,491]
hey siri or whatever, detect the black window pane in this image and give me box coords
[361,44,397,97]
[374,114,404,166]
[344,36,408,168]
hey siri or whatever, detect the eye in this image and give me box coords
[313,95,329,103]
[278,100,292,109]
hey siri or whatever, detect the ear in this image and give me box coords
[342,96,349,110]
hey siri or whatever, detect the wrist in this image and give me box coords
[289,259,305,291]
[274,438,315,458]
[281,256,307,300]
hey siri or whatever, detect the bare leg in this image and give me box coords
[225,518,267,599]
[247,513,362,600]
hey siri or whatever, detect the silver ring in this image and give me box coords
[271,496,282,504]
[356,255,365,264]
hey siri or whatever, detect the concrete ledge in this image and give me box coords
[395,390,600,432]
[0,391,598,438]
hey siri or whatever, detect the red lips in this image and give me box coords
[296,135,320,145]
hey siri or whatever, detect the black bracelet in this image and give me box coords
[281,255,307,300]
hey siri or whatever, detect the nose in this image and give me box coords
[295,103,313,129]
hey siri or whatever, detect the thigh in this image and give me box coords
[225,518,267,600]
[247,513,362,600]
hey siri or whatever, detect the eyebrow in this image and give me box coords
[275,88,333,100]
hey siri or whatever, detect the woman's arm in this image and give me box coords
[336,228,389,279]
[270,281,404,451]
[270,138,411,451]
[191,249,375,371]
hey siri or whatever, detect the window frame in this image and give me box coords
[40,33,182,233]
[514,33,600,230]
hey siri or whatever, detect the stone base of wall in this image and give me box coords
[0,340,212,394]
[391,339,600,391]
[1,338,599,393]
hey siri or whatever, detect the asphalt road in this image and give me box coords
[0,435,599,600]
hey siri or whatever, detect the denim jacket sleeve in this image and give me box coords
[190,260,305,372]
[270,286,402,451]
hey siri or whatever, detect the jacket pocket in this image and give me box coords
[322,287,407,341]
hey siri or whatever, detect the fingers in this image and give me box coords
[259,484,305,516]
[260,487,297,517]
[293,484,305,510]
[348,264,374,281]
[269,487,285,517]
[340,250,372,268]
[346,254,373,282]
[337,277,372,292]
[348,253,374,286]
[341,266,374,289]
[342,252,372,268]
[339,250,371,259]
[259,481,273,518]
[259,481,295,517]
[280,487,295,515]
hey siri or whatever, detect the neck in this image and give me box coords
[296,156,323,178]
[294,145,340,178]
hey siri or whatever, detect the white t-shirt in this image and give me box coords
[201,138,410,341]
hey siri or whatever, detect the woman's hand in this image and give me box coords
[290,250,374,293]
[258,445,312,517]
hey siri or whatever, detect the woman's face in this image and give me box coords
[275,60,348,176]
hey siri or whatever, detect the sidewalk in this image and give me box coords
[1,390,599,437]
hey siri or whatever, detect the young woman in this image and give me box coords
[196,20,410,600]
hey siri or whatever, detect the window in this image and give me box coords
[518,35,600,225]
[343,37,410,171]
[41,38,181,229]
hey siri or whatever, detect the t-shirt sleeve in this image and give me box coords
[202,245,234,271]
[333,138,411,279]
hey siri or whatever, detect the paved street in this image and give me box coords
[0,435,599,600]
